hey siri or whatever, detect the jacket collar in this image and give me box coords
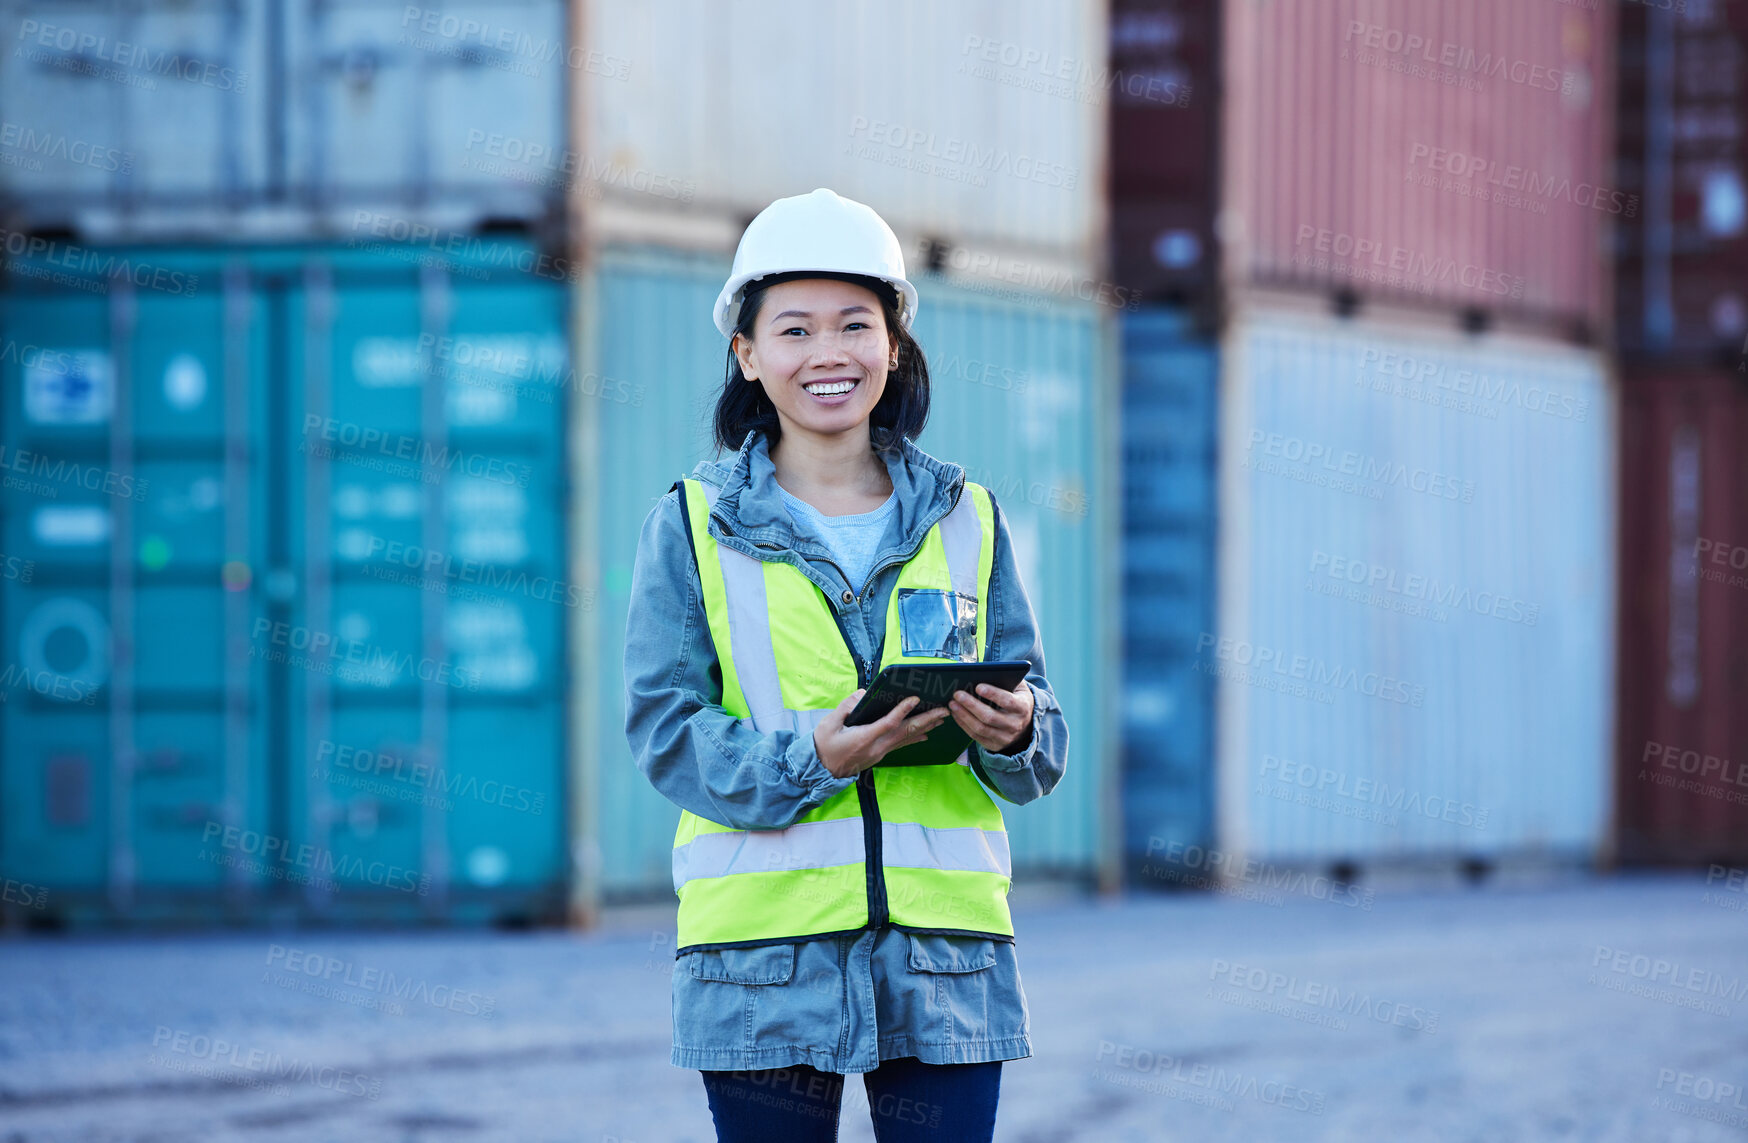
[689,429,964,558]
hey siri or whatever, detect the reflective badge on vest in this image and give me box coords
[895,588,979,660]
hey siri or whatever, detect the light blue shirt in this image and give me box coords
[776,482,898,597]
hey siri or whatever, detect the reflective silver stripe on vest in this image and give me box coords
[699,479,790,732]
[882,822,1010,876]
[733,706,836,738]
[673,816,864,889]
[937,488,983,617]
[672,818,1009,890]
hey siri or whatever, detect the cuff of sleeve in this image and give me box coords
[974,686,1049,773]
[785,732,859,800]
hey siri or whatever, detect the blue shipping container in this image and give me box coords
[1120,309,1219,879]
[0,238,570,927]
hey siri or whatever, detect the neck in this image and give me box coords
[767,423,892,499]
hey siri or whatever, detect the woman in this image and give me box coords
[623,188,1070,1142]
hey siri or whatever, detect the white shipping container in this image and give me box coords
[1213,300,1615,869]
[581,0,1107,272]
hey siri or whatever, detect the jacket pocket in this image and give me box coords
[687,943,796,986]
[904,932,996,974]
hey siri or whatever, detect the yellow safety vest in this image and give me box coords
[670,474,1013,953]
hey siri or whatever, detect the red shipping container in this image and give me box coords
[1616,369,1748,866]
[1221,0,1615,331]
[1613,0,1748,362]
[1110,0,1220,306]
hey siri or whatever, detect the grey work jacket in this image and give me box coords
[622,428,1070,1073]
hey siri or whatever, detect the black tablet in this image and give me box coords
[843,661,1033,767]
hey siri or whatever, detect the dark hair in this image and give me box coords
[712,271,930,455]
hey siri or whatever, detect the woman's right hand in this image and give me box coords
[812,691,951,779]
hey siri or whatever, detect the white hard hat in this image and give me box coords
[714,188,918,338]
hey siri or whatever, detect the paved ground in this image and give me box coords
[2,872,1746,1142]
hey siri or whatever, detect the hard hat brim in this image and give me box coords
[714,270,918,339]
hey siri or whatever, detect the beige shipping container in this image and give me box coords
[577,0,1109,278]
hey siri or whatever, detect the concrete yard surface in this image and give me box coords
[2,873,1745,1142]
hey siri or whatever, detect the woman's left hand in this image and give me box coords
[948,680,1034,755]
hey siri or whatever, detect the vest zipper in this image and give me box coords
[713,503,964,935]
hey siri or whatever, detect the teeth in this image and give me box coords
[804,380,856,396]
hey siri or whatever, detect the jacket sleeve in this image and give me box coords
[623,487,859,831]
[968,494,1070,806]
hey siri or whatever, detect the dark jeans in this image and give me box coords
[700,1055,1002,1142]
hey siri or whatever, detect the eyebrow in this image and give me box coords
[769,305,875,322]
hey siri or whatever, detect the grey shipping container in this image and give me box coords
[0,0,566,238]
[1211,300,1614,875]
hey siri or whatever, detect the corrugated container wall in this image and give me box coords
[1109,0,1220,308]
[581,0,1107,283]
[1612,0,1748,363]
[1120,309,1218,878]
[1221,0,1615,333]
[0,240,570,926]
[583,249,1117,898]
[1615,369,1748,865]
[0,0,566,237]
[1213,303,1614,869]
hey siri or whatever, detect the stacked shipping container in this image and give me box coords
[570,0,1121,903]
[1203,0,1621,876]
[0,0,575,926]
[0,242,571,926]
[1611,1,1748,863]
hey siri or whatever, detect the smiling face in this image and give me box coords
[732,277,896,443]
